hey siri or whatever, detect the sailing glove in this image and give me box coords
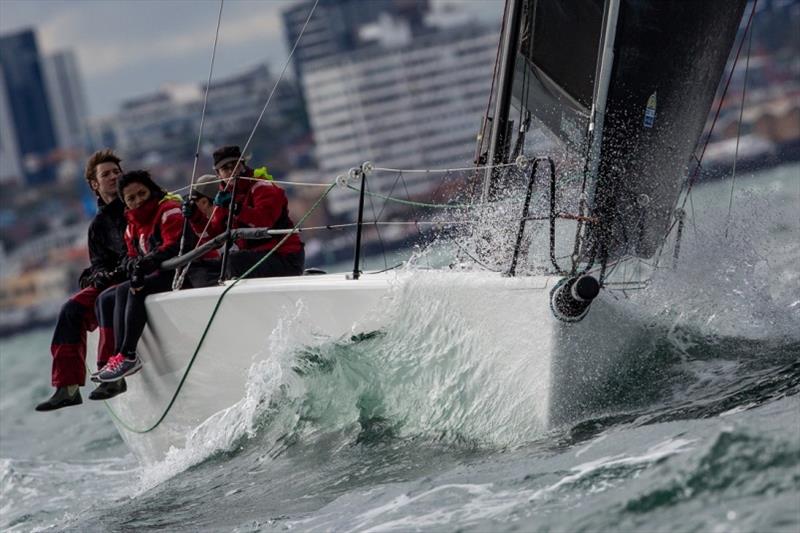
[182,199,196,218]
[213,190,240,215]
[122,256,139,277]
[130,269,146,291]
[136,254,159,275]
[89,270,115,290]
[213,190,232,208]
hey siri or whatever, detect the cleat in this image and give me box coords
[97,354,142,382]
[35,387,82,412]
[88,378,127,400]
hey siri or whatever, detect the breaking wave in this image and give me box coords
[138,164,799,494]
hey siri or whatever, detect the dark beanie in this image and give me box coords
[213,145,249,170]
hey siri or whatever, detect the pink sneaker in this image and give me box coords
[97,354,142,382]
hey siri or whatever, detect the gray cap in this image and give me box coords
[190,174,219,200]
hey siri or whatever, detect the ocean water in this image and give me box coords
[1,164,798,532]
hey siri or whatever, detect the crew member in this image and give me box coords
[178,174,221,287]
[184,145,304,279]
[36,150,128,411]
[94,170,188,382]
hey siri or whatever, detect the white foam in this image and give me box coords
[530,437,696,500]
[136,301,317,492]
[626,172,800,342]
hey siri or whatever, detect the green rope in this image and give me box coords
[345,184,473,209]
[103,182,337,433]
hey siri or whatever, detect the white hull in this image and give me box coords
[90,271,647,464]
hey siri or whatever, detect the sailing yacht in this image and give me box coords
[93,0,748,463]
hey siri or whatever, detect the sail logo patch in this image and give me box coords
[643,92,657,128]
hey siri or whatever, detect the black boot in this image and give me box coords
[88,378,127,401]
[35,387,82,412]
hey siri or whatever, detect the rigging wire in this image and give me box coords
[676,0,759,214]
[233,0,320,178]
[372,170,410,271]
[364,173,389,271]
[452,240,501,272]
[364,262,405,275]
[725,18,754,239]
[186,0,224,204]
[374,163,516,174]
[657,0,758,262]
[166,161,520,196]
[181,0,225,208]
[173,0,225,290]
[169,176,331,195]
[397,169,432,269]
[176,0,320,278]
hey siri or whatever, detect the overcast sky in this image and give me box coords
[0,0,501,119]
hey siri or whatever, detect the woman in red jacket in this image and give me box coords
[94,170,186,382]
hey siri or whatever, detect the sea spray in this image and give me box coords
[290,271,554,448]
[581,173,800,362]
[136,300,322,491]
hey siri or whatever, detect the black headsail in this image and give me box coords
[481,0,748,272]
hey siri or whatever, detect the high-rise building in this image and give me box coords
[0,29,58,184]
[283,0,430,84]
[110,64,307,167]
[42,50,90,151]
[0,70,23,185]
[113,82,203,162]
[202,64,305,148]
[301,21,499,218]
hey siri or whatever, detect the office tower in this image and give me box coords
[283,0,430,84]
[42,50,90,150]
[112,65,305,164]
[0,28,58,184]
[0,70,23,184]
[302,22,499,218]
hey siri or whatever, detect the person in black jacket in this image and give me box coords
[35,150,129,411]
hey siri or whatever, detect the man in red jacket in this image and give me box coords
[186,145,304,279]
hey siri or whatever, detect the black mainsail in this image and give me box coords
[481,0,748,270]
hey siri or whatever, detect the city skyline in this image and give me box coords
[0,0,797,337]
[0,0,501,118]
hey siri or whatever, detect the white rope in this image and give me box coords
[223,219,478,236]
[268,179,331,188]
[372,162,517,174]
[167,159,522,196]
[168,176,332,195]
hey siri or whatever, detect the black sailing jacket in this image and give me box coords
[78,197,128,289]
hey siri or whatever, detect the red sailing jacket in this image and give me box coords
[190,177,303,255]
[124,197,184,261]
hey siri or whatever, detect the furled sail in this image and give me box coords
[482,0,748,267]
